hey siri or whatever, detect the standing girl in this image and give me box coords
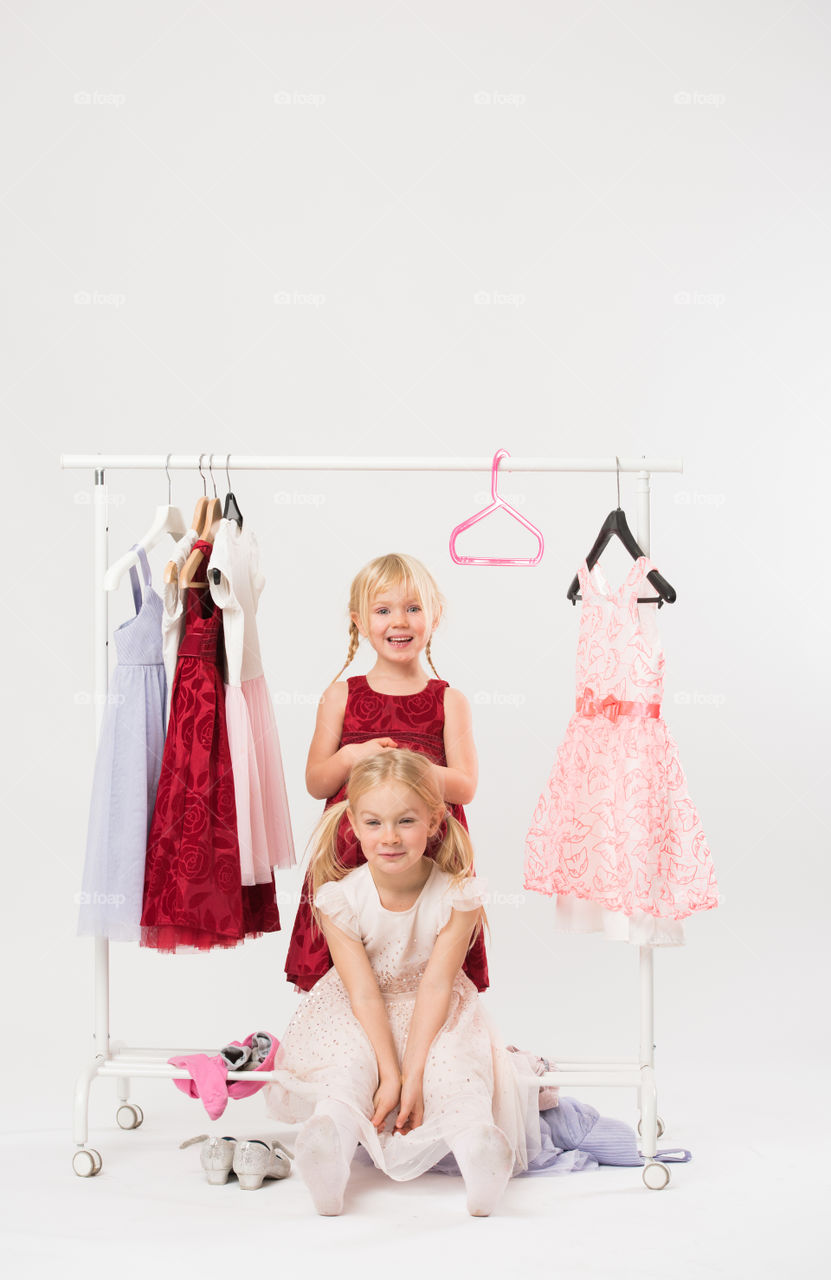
[284,553,489,992]
[265,749,541,1216]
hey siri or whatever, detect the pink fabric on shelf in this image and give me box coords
[169,1032,279,1120]
[169,1053,231,1120]
[224,1032,279,1100]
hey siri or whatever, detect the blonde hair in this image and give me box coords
[331,553,447,683]
[307,748,487,949]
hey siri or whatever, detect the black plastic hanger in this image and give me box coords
[208,455,245,587]
[223,454,243,528]
[566,458,676,607]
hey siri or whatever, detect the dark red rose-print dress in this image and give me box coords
[141,541,279,951]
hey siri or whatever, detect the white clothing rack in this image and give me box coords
[62,451,683,1191]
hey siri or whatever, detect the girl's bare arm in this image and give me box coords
[319,915,401,1086]
[400,906,482,1083]
[305,682,352,799]
[305,683,398,799]
[433,687,478,805]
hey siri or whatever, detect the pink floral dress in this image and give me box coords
[523,556,718,944]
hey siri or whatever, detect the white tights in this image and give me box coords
[295,1100,513,1217]
[294,1099,359,1216]
[449,1123,514,1216]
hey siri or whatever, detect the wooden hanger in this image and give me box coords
[191,453,213,537]
[179,457,222,588]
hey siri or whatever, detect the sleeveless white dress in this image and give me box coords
[264,862,542,1181]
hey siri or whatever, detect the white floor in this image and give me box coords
[2,1065,822,1279]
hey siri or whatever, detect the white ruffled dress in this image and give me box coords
[264,861,542,1181]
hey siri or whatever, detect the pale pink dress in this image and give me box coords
[207,518,295,884]
[523,556,718,944]
[263,862,542,1181]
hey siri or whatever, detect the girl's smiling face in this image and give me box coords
[351,582,436,663]
[346,783,440,877]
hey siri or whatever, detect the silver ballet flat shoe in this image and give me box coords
[232,1138,293,1190]
[180,1133,237,1185]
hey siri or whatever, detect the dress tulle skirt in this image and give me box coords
[524,713,719,921]
[264,969,542,1181]
[223,675,295,886]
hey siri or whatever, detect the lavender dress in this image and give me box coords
[77,547,167,941]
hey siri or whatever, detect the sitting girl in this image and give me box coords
[264,749,541,1216]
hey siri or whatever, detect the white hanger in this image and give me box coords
[103,455,188,592]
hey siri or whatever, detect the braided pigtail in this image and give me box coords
[425,635,441,680]
[330,620,361,684]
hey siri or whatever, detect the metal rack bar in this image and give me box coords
[62,453,682,473]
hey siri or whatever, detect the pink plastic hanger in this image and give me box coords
[449,449,545,566]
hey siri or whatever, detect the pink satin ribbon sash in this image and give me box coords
[576,689,661,723]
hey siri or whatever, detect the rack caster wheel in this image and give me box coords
[637,1115,665,1139]
[73,1148,102,1177]
[642,1161,670,1191]
[116,1104,143,1130]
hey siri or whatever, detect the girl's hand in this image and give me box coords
[371,1074,402,1131]
[347,737,398,766]
[395,1074,424,1134]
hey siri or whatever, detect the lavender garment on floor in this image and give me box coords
[539,1096,691,1167]
[420,1095,691,1177]
[77,547,166,942]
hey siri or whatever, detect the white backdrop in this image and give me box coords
[1,2,827,1273]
